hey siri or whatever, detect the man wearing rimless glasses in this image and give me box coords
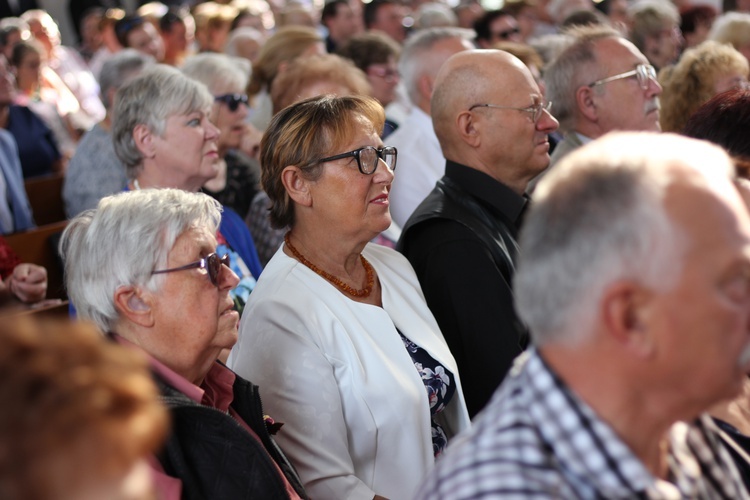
[398,49,559,417]
[539,26,662,180]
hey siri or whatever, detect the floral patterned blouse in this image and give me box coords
[398,330,456,458]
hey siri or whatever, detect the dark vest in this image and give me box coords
[398,176,519,280]
[155,369,309,500]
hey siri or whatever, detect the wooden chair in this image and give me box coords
[5,221,69,300]
[24,172,66,226]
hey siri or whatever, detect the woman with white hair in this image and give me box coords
[59,188,308,500]
[181,52,262,220]
[111,64,262,314]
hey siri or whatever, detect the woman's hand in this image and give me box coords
[7,263,47,303]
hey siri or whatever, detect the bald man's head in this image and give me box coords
[432,50,531,148]
[430,49,559,191]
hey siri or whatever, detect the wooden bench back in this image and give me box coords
[5,221,69,300]
[24,173,66,226]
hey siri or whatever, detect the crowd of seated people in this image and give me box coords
[5,0,750,498]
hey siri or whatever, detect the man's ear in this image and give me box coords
[456,110,481,148]
[576,85,599,123]
[281,166,312,208]
[600,280,655,358]
[113,285,155,328]
[417,74,435,103]
[133,123,156,158]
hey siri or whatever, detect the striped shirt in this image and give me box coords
[415,349,749,499]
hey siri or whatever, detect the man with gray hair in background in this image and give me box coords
[533,25,661,185]
[62,49,154,218]
[415,132,750,499]
[386,27,474,227]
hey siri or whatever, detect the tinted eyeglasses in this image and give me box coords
[214,93,249,112]
[316,146,397,175]
[588,64,657,91]
[152,252,230,287]
[469,99,553,123]
[367,67,400,83]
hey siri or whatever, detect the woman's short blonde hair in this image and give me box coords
[260,95,385,229]
[709,12,750,50]
[658,40,748,132]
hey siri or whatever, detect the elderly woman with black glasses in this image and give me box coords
[60,188,309,500]
[228,95,470,500]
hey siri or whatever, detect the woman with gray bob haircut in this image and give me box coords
[111,64,264,314]
[111,64,214,182]
[59,188,309,499]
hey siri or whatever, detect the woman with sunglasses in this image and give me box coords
[182,52,263,220]
[112,64,263,317]
[60,188,309,500]
[229,95,470,500]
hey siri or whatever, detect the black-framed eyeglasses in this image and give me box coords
[469,99,552,123]
[588,64,657,91]
[316,146,397,175]
[492,26,520,40]
[214,93,249,112]
[152,253,230,287]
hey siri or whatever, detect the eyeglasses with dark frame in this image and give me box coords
[491,26,520,40]
[588,64,657,91]
[315,146,397,175]
[469,99,553,123]
[214,93,249,112]
[152,252,230,287]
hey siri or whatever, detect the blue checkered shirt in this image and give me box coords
[415,349,749,499]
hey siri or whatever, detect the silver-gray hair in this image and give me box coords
[413,3,458,30]
[111,64,213,179]
[398,26,474,105]
[225,26,265,58]
[514,132,735,346]
[545,25,621,133]
[98,49,154,110]
[181,52,250,94]
[628,0,680,52]
[59,189,223,333]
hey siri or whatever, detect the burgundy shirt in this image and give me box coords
[114,335,301,500]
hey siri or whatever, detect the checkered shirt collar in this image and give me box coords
[518,349,748,499]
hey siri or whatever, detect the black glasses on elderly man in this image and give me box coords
[152,253,230,287]
[214,93,249,112]
[316,146,398,175]
[588,64,657,91]
[469,99,553,123]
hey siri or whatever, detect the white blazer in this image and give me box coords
[229,243,470,500]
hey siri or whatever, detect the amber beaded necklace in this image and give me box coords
[284,232,374,298]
